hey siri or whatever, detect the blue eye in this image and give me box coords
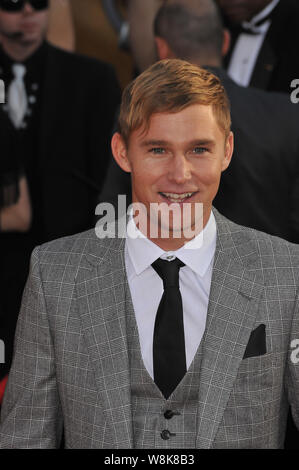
[150,147,165,154]
[193,147,208,154]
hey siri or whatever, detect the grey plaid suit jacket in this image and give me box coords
[0,208,299,448]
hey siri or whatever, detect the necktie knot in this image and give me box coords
[152,258,185,289]
[12,63,26,80]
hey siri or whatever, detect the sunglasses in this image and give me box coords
[0,0,48,12]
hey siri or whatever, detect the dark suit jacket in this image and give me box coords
[99,68,299,244]
[0,42,120,378]
[35,42,120,239]
[224,0,299,93]
[213,68,299,244]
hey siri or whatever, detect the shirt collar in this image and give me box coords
[126,211,217,277]
[242,0,280,30]
[0,40,47,82]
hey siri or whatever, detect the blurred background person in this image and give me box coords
[0,112,31,233]
[0,178,31,232]
[127,0,164,73]
[215,0,299,93]
[0,0,120,389]
[71,0,133,89]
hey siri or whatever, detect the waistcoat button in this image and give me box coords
[161,429,171,440]
[164,410,174,419]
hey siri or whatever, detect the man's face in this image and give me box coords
[0,2,49,46]
[113,104,233,243]
[216,0,273,24]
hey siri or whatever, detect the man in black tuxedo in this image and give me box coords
[216,0,299,93]
[0,0,120,382]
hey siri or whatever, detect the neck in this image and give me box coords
[1,37,43,62]
[191,57,222,68]
[134,205,212,251]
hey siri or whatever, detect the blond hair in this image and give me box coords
[118,59,231,144]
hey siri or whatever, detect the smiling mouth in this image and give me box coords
[159,192,197,203]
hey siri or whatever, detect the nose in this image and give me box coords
[23,2,35,14]
[168,154,192,184]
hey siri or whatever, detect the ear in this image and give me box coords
[221,131,234,172]
[155,36,176,60]
[222,29,231,57]
[111,132,132,173]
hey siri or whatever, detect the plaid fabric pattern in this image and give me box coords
[0,208,298,448]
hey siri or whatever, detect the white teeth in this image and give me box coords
[162,192,193,200]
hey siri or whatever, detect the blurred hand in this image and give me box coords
[0,176,32,232]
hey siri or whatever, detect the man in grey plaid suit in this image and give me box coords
[0,58,299,449]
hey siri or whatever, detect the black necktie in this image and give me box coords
[152,257,186,399]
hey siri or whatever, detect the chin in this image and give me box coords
[228,14,248,23]
[225,8,250,24]
[21,27,41,39]
[20,34,40,46]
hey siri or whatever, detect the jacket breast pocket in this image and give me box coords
[218,352,280,444]
[233,352,274,399]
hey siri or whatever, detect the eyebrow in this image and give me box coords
[140,139,216,147]
[140,140,169,147]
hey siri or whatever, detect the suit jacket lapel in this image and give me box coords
[75,234,134,448]
[249,36,277,90]
[196,210,264,448]
[224,24,278,90]
[249,1,286,90]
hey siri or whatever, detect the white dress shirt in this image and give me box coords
[228,0,280,87]
[125,212,217,379]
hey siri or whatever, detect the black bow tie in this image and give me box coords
[238,7,275,35]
